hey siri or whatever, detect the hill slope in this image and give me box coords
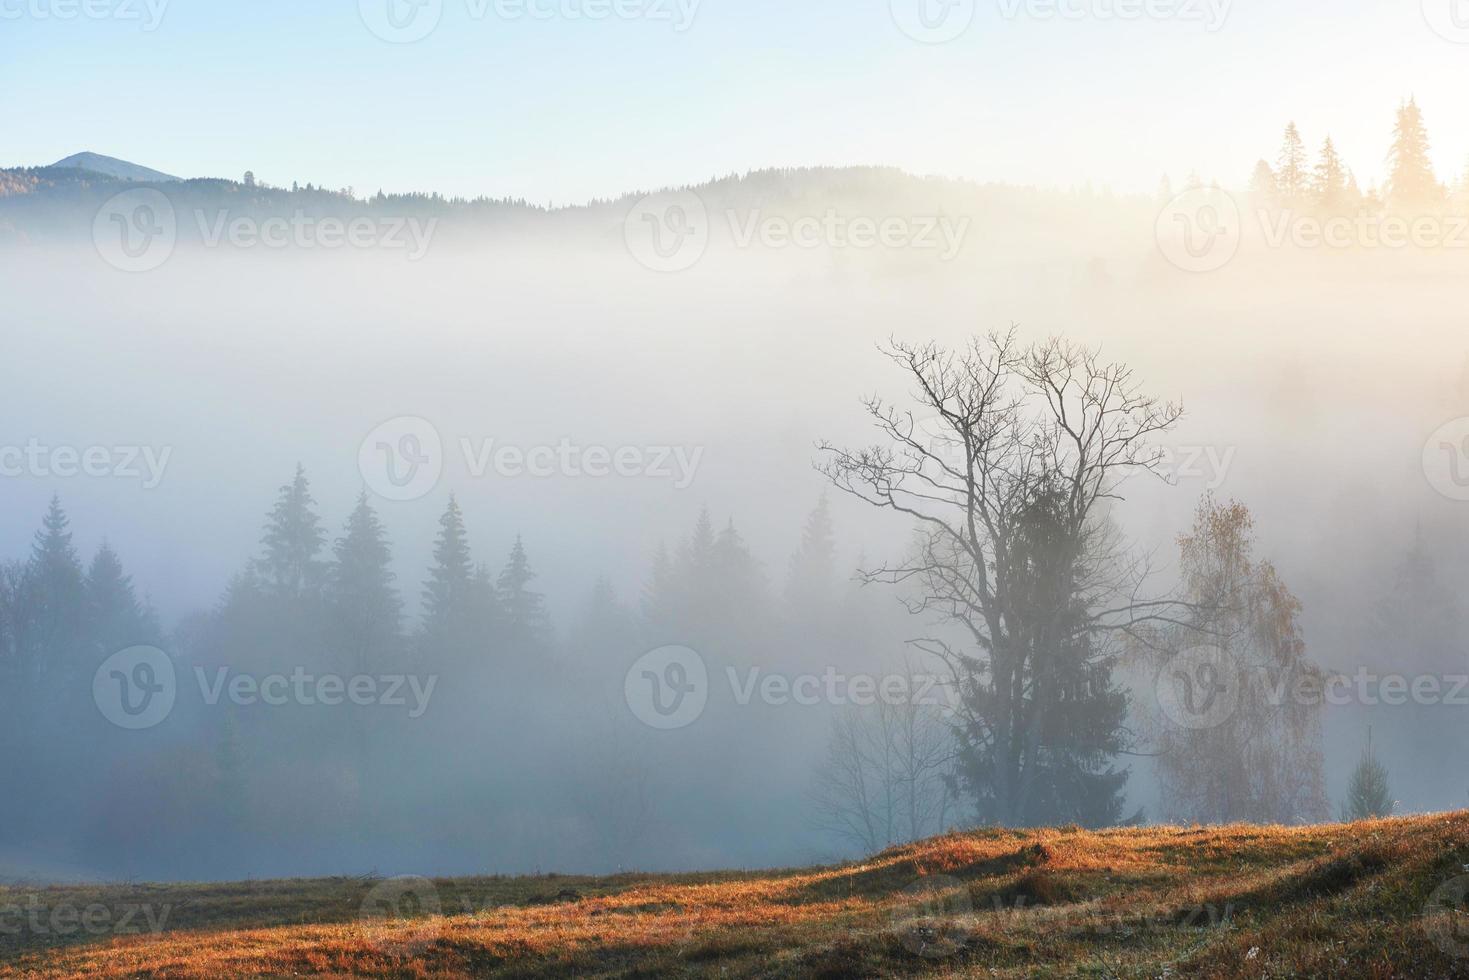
[48,152,179,183]
[3,814,1467,978]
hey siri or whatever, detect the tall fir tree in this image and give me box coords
[419,495,489,665]
[953,482,1132,827]
[255,465,326,600]
[1248,159,1278,205]
[641,543,678,631]
[328,492,402,676]
[785,495,837,612]
[84,541,156,657]
[1275,122,1309,205]
[497,535,550,654]
[1312,136,1349,211]
[1386,97,1440,210]
[20,496,86,692]
[1342,729,1393,821]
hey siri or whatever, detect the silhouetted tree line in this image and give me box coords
[1245,98,1464,214]
[0,470,877,878]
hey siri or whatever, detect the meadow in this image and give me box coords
[3,813,1467,978]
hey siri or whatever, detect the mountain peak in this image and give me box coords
[49,152,179,183]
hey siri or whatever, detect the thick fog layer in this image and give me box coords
[2,167,1467,882]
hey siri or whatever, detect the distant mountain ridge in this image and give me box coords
[50,152,179,183]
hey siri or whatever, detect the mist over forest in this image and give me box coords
[4,101,1469,887]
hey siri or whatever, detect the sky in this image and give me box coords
[3,0,1469,203]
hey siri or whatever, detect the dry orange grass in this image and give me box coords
[5,813,1469,978]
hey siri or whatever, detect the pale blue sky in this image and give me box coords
[4,0,1467,202]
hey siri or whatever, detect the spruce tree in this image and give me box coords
[329,492,402,676]
[1276,123,1309,205]
[1312,137,1349,212]
[641,543,678,630]
[497,535,549,653]
[20,496,86,691]
[785,495,837,611]
[255,465,326,600]
[1248,160,1278,205]
[84,541,154,656]
[1342,730,1393,820]
[572,576,636,663]
[1387,97,1440,210]
[419,495,484,664]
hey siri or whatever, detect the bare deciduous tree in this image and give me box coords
[820,330,1187,827]
[811,660,957,853]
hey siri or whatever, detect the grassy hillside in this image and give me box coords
[3,813,1467,978]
